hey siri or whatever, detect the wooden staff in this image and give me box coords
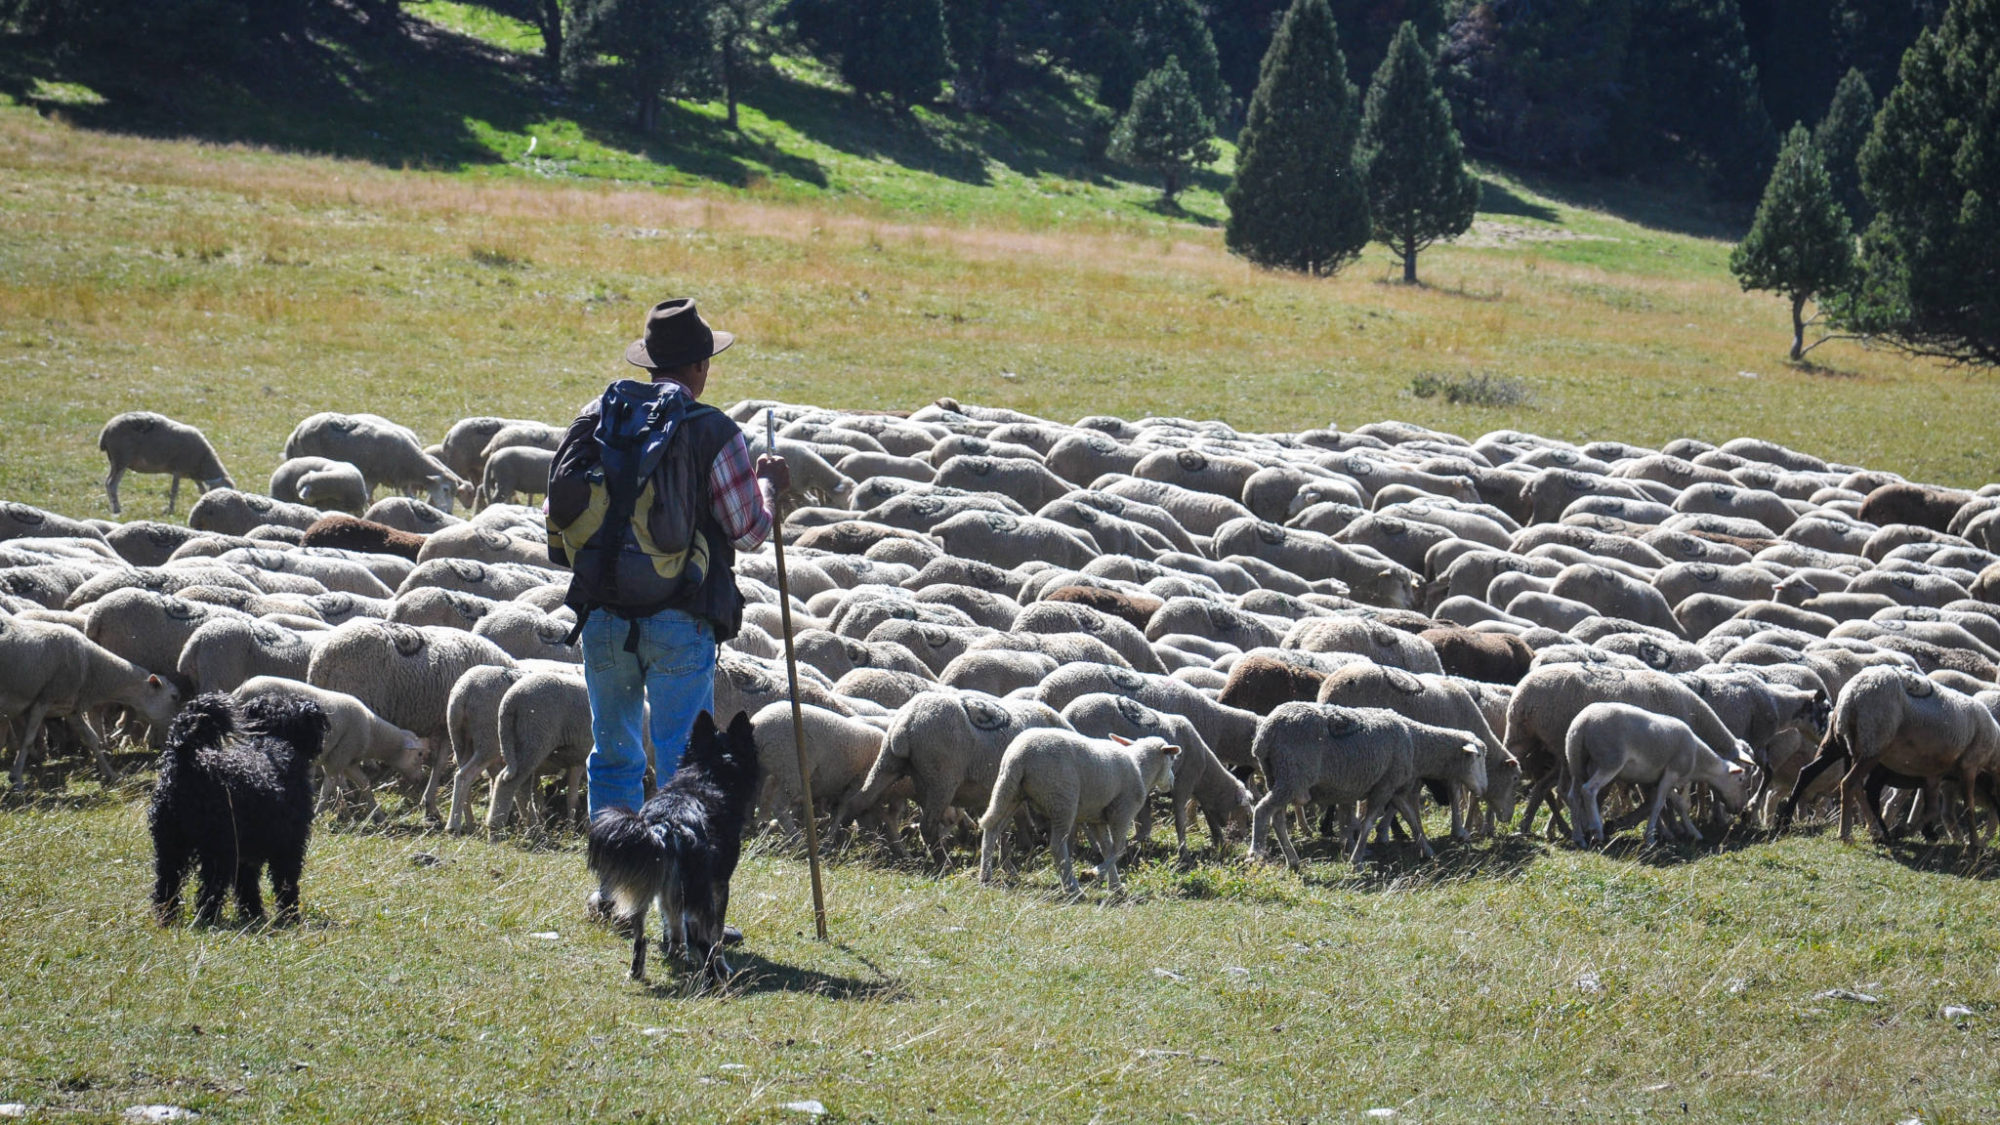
[767,409,829,941]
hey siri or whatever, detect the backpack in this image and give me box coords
[546,381,717,630]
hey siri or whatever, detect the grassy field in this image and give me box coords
[3,778,1998,1123]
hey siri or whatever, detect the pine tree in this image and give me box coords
[1328,0,1445,85]
[1109,57,1219,203]
[1730,124,1853,361]
[567,0,718,133]
[1837,0,2000,367]
[1088,0,1233,124]
[842,0,951,108]
[1812,67,1876,226]
[1618,0,1777,199]
[1225,0,1371,275]
[1358,22,1480,284]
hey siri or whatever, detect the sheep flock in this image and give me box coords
[7,397,2000,897]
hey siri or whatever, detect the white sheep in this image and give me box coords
[186,489,324,537]
[269,457,371,512]
[485,670,591,830]
[232,676,427,817]
[284,412,472,512]
[1,614,183,789]
[1056,692,1252,863]
[1563,701,1759,847]
[435,664,532,831]
[478,446,555,510]
[97,411,234,516]
[175,616,322,693]
[1247,704,1415,867]
[751,702,904,841]
[307,620,515,745]
[977,729,1179,895]
[1314,663,1520,838]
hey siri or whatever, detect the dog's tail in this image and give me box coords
[164,693,237,762]
[977,750,1028,834]
[587,807,679,918]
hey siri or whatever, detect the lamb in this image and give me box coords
[831,691,1070,858]
[1505,663,1758,838]
[176,616,322,693]
[1314,663,1520,838]
[436,665,534,831]
[746,435,857,507]
[477,421,564,465]
[1036,661,1260,769]
[484,670,592,830]
[187,489,326,537]
[1,614,184,789]
[97,411,234,516]
[1563,702,1760,846]
[1056,693,1252,863]
[283,412,472,512]
[232,676,427,817]
[298,514,427,562]
[478,446,555,509]
[436,417,526,483]
[307,620,516,745]
[977,729,1179,895]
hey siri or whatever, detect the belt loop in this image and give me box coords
[624,617,642,655]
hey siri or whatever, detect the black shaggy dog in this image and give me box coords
[588,710,760,985]
[149,692,328,925]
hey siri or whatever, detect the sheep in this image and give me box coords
[1419,626,1533,684]
[97,411,234,516]
[1505,663,1757,839]
[831,691,1070,858]
[933,455,1072,511]
[1334,513,1455,574]
[281,412,471,510]
[1677,669,1829,768]
[1045,432,1144,485]
[976,729,1178,895]
[1209,519,1420,609]
[437,417,525,483]
[389,586,501,630]
[1315,663,1520,838]
[395,558,556,602]
[1036,499,1174,559]
[298,514,427,562]
[1283,616,1444,674]
[478,446,555,510]
[105,521,205,568]
[1067,492,1202,554]
[0,502,112,545]
[1,614,184,789]
[1217,650,1334,715]
[937,648,1057,696]
[930,510,1100,572]
[1793,666,2000,847]
[1548,564,1685,637]
[187,489,325,537]
[231,676,427,817]
[307,620,516,746]
[268,456,368,509]
[1036,661,1261,768]
[82,588,253,694]
[477,422,564,466]
[1013,600,1167,675]
[745,435,856,507]
[1249,704,1465,866]
[792,628,937,682]
[1056,693,1252,863]
[485,670,591,830]
[1098,477,1254,537]
[751,703,898,838]
[1859,483,1972,533]
[472,603,581,663]
[834,667,941,710]
[175,616,321,693]
[432,665,532,830]
[362,497,464,536]
[910,583,1020,631]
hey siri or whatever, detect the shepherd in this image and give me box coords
[545,298,788,929]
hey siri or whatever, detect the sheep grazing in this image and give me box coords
[232,676,427,818]
[1249,704,1464,867]
[283,412,472,512]
[176,617,321,694]
[1792,666,2000,847]
[1314,663,1519,838]
[1859,483,1972,534]
[98,411,234,515]
[306,621,515,746]
[105,521,205,568]
[0,614,184,790]
[298,513,427,562]
[750,703,900,840]
[831,691,1069,858]
[1056,692,1252,863]
[187,489,325,537]
[1563,702,1759,847]
[485,671,592,830]
[977,729,1179,895]
[478,446,555,509]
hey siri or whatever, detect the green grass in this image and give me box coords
[4,780,1999,1123]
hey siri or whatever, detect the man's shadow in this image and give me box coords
[645,943,904,1000]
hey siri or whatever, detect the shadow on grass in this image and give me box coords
[640,946,903,1001]
[1482,162,1752,241]
[1477,177,1561,223]
[1144,196,1221,229]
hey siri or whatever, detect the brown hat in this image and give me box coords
[624,298,736,371]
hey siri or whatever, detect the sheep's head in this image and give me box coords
[393,732,430,782]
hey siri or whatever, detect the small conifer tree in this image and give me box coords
[843,0,950,108]
[1813,67,1876,225]
[1109,57,1219,203]
[1224,0,1370,275]
[1730,123,1854,361]
[1357,22,1480,284]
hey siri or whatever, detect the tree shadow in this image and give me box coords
[1476,178,1561,223]
[1293,830,1549,891]
[1144,196,1221,228]
[1486,163,1752,241]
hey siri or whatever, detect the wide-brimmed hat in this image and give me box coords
[624,298,736,371]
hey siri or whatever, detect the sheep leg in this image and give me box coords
[166,475,181,515]
[1577,764,1624,846]
[447,751,501,834]
[315,769,343,815]
[9,701,52,790]
[566,765,585,828]
[1641,782,1672,847]
[420,746,456,822]
[65,712,120,785]
[345,766,383,820]
[104,463,125,515]
[1049,809,1081,895]
[1448,783,1470,843]
[1779,740,1847,829]
[1350,799,1390,865]
[1392,790,1435,860]
[978,799,1016,884]
[485,768,524,832]
[1667,783,1702,843]
[1089,822,1124,895]
[1173,796,1193,868]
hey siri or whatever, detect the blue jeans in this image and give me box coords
[580,607,717,819]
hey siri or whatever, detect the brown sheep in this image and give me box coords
[1859,483,1972,534]
[1217,653,1328,715]
[299,514,428,562]
[1041,585,1163,632]
[1419,626,1534,685]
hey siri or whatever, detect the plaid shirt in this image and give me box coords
[710,431,776,551]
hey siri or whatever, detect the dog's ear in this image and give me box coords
[688,710,718,755]
[166,693,236,749]
[727,709,755,750]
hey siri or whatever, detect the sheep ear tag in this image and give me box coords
[147,674,162,686]
[1163,744,1182,757]
[1107,733,1134,746]
[1726,762,1744,775]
